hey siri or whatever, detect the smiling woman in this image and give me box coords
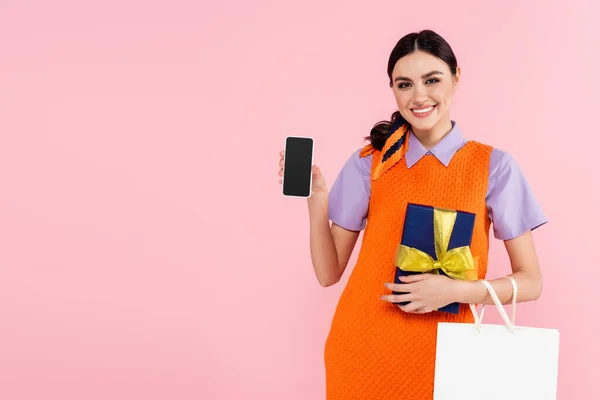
[277,29,547,399]
[368,31,461,151]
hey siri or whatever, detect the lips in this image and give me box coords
[411,104,437,118]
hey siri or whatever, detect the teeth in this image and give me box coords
[413,106,433,114]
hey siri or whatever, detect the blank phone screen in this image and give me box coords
[283,137,313,197]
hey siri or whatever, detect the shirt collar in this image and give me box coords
[404,121,467,168]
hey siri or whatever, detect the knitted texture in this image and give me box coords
[324,141,493,399]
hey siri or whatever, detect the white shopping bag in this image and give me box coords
[433,277,560,400]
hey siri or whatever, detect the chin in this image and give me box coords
[409,118,439,132]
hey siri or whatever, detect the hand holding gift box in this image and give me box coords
[393,203,479,314]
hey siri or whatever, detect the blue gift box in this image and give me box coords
[393,203,478,314]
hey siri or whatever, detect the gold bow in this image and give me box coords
[395,207,478,281]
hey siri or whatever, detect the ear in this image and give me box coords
[453,67,461,91]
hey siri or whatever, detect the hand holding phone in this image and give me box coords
[278,137,327,198]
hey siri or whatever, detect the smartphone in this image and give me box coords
[282,136,314,198]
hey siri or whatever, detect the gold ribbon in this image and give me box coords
[395,207,478,281]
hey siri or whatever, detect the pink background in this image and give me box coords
[0,0,598,399]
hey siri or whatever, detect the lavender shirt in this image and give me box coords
[328,122,547,240]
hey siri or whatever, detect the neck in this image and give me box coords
[411,119,453,150]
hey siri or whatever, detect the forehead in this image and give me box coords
[391,50,450,78]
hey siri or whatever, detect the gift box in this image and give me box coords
[393,203,478,314]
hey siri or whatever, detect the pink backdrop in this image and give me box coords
[0,1,598,399]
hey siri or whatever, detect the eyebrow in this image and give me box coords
[394,70,444,82]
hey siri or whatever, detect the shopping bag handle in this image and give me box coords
[468,276,518,333]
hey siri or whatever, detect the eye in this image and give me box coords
[397,82,411,89]
[426,78,440,84]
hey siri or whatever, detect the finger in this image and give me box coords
[312,165,320,175]
[399,274,428,283]
[279,179,282,184]
[410,306,432,314]
[280,151,283,156]
[279,158,284,167]
[384,282,416,292]
[279,168,283,177]
[380,293,413,303]
[398,301,422,313]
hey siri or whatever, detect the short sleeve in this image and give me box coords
[328,149,372,231]
[486,149,548,240]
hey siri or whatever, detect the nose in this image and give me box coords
[413,84,428,104]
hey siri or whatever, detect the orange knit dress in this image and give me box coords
[323,135,493,399]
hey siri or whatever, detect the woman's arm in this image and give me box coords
[454,230,543,305]
[307,194,360,287]
[280,149,368,287]
[382,230,543,312]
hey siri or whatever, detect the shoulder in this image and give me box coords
[346,145,373,176]
[331,146,373,190]
[484,147,547,239]
[462,139,515,172]
[488,147,521,180]
[486,146,536,201]
[458,140,524,187]
[463,139,494,155]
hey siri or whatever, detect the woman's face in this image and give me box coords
[391,50,459,133]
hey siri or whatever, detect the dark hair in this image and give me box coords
[367,30,458,150]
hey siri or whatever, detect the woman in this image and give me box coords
[278,29,546,399]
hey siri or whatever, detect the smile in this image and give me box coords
[411,105,436,118]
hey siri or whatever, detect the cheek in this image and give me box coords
[393,90,411,107]
[432,87,454,106]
